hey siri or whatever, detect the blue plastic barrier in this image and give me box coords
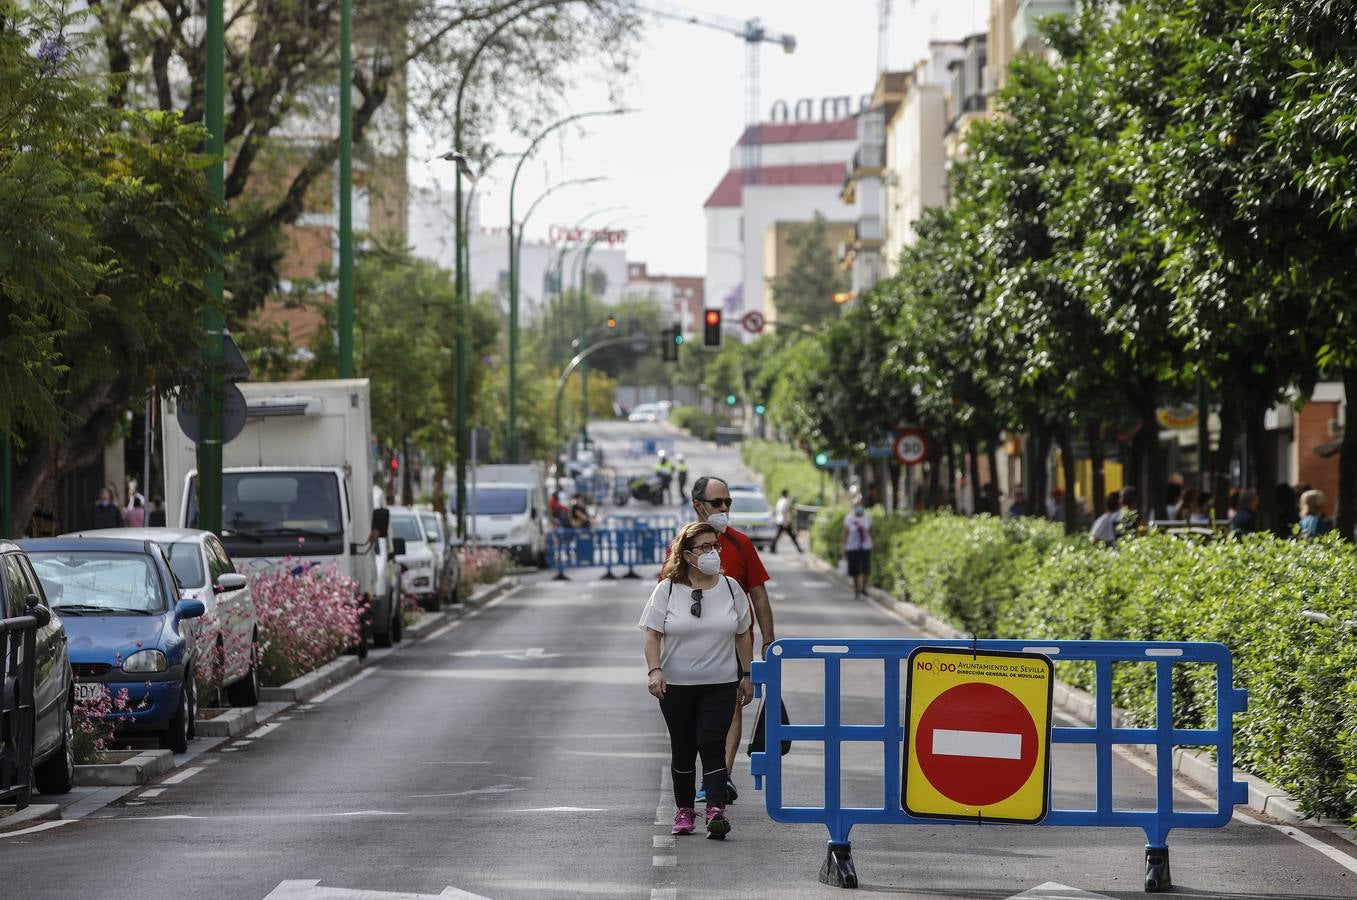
[750,638,1248,892]
[547,525,678,580]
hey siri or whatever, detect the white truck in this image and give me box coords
[463,463,549,567]
[162,379,404,648]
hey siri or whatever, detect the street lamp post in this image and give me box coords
[546,205,625,368]
[197,0,226,537]
[337,0,353,378]
[506,109,630,463]
[569,220,635,445]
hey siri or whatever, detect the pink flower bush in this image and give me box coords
[193,607,254,707]
[73,686,131,763]
[247,560,364,685]
[459,546,510,586]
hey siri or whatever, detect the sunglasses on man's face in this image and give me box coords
[701,497,733,508]
[689,588,703,617]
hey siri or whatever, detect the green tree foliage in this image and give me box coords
[767,213,850,329]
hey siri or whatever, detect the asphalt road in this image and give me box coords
[3,421,1355,899]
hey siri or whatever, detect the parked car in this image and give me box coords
[69,528,260,706]
[728,488,778,550]
[20,538,206,753]
[628,402,664,423]
[388,507,442,612]
[0,540,74,801]
[417,508,461,605]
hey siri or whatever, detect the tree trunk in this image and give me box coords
[985,439,1001,515]
[966,434,982,518]
[1088,421,1105,522]
[943,443,955,510]
[401,437,414,506]
[1243,389,1279,531]
[432,463,447,514]
[1336,365,1357,541]
[1055,427,1080,535]
[1138,388,1166,521]
[1214,385,1240,520]
[927,457,940,509]
[1028,422,1049,519]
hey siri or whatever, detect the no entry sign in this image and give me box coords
[903,647,1053,823]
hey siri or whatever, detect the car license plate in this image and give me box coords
[74,682,105,703]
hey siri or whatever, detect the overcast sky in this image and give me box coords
[411,0,985,275]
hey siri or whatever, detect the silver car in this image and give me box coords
[728,489,778,550]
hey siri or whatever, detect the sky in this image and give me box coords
[410,0,986,275]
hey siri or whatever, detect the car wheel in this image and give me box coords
[160,681,191,754]
[185,672,198,740]
[391,605,404,643]
[33,700,74,795]
[226,634,261,707]
[420,591,439,613]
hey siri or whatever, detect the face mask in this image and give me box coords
[853,505,865,515]
[707,512,729,532]
[694,551,721,576]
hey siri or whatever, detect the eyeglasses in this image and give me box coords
[701,497,733,508]
[688,542,720,554]
[690,588,703,618]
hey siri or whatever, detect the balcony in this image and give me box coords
[1012,0,1076,55]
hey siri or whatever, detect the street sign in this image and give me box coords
[741,310,766,334]
[177,382,247,445]
[893,428,928,466]
[903,647,1052,824]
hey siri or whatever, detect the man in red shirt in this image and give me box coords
[688,475,773,801]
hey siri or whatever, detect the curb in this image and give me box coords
[0,803,60,827]
[806,552,1357,842]
[259,654,361,704]
[194,705,258,738]
[74,749,174,787]
[404,611,449,640]
[464,577,513,610]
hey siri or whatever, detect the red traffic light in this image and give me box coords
[705,310,721,326]
[702,308,723,349]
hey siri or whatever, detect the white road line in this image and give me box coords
[140,788,165,798]
[933,728,1022,760]
[650,891,676,900]
[0,819,76,839]
[219,747,239,752]
[160,766,204,786]
[248,722,283,739]
[311,667,376,703]
[653,835,675,848]
[652,855,677,867]
[422,584,522,641]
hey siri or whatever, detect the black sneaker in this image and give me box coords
[705,805,730,840]
[725,778,738,804]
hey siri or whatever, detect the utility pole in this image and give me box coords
[198,0,226,537]
[338,0,354,378]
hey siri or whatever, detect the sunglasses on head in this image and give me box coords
[701,497,733,508]
[689,588,703,617]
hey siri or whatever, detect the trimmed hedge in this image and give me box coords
[670,405,722,441]
[740,439,824,506]
[810,510,1357,823]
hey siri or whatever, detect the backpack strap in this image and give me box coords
[724,575,736,600]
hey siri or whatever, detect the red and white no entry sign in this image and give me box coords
[913,682,1038,807]
[741,310,766,334]
[893,428,927,466]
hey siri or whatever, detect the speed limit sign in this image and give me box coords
[893,428,928,466]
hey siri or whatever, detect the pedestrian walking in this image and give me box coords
[1299,490,1330,539]
[641,521,753,840]
[147,495,167,527]
[123,493,146,527]
[91,487,123,529]
[770,489,802,553]
[682,475,773,805]
[1090,491,1120,545]
[843,502,874,599]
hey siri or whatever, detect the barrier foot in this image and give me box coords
[553,571,570,581]
[600,571,617,580]
[818,842,858,889]
[1144,846,1171,893]
[622,571,641,579]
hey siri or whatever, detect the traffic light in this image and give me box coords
[661,325,682,362]
[814,452,829,467]
[605,315,618,330]
[702,308,722,349]
[754,403,766,416]
[725,394,737,406]
[832,291,855,305]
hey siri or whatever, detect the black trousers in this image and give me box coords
[659,681,737,808]
[771,524,801,552]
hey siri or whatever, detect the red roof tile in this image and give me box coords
[738,119,858,145]
[703,163,847,209]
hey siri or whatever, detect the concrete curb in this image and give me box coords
[464,577,513,610]
[74,749,174,787]
[259,654,361,704]
[194,705,258,738]
[0,803,60,827]
[404,611,448,640]
[805,552,1357,841]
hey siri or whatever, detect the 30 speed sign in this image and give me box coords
[893,428,928,466]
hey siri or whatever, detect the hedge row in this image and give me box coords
[669,406,723,441]
[809,508,1357,823]
[739,439,824,505]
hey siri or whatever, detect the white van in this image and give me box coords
[459,481,547,567]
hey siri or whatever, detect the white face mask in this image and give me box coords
[693,550,721,576]
[707,511,730,532]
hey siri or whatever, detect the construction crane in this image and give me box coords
[639,3,796,178]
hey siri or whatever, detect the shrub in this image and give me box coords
[740,439,824,505]
[247,562,364,685]
[670,405,722,441]
[73,686,130,763]
[193,607,254,708]
[460,546,510,586]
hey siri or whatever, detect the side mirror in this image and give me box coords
[371,507,390,539]
[175,599,207,620]
[25,594,52,629]
[530,508,538,520]
[215,572,247,592]
[390,537,407,558]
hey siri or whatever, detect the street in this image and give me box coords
[2,422,1355,900]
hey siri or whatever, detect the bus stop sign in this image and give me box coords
[904,647,1053,824]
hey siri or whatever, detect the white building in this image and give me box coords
[703,121,860,327]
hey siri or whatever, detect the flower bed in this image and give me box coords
[247,562,364,686]
[459,546,511,588]
[73,686,130,764]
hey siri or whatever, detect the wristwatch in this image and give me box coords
[740,670,750,679]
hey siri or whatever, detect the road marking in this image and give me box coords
[652,855,677,867]
[220,747,239,752]
[249,722,283,739]
[1007,884,1114,899]
[650,891,676,900]
[511,806,604,812]
[235,739,254,746]
[140,788,165,798]
[409,785,522,799]
[448,647,560,660]
[311,667,376,703]
[423,584,523,642]
[0,819,76,839]
[262,880,491,900]
[160,766,204,786]
[933,728,1022,760]
[653,835,675,848]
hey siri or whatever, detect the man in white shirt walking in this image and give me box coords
[843,502,874,598]
[770,489,802,553]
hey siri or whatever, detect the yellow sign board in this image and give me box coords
[902,647,1053,824]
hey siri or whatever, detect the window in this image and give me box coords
[449,488,528,515]
[206,538,236,583]
[189,471,344,537]
[389,514,424,543]
[29,552,166,613]
[157,540,208,589]
[419,513,443,543]
[731,494,771,514]
[2,554,29,617]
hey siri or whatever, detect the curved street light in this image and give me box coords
[546,205,626,368]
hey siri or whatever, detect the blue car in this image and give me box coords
[19,538,206,753]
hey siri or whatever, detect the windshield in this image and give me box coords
[731,494,770,514]
[29,552,166,613]
[419,513,442,542]
[450,488,528,516]
[389,514,424,543]
[157,541,206,588]
[189,471,344,537]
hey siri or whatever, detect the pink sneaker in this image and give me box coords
[672,807,696,835]
[704,805,730,840]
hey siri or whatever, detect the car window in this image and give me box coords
[449,488,528,515]
[389,514,424,542]
[207,538,236,582]
[731,494,771,514]
[419,513,442,543]
[29,552,167,613]
[189,471,343,537]
[2,554,29,618]
[157,540,208,589]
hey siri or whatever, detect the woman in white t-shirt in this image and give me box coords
[842,504,874,599]
[640,521,753,840]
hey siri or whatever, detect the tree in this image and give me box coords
[767,213,850,329]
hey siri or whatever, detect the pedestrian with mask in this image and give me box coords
[91,487,123,529]
[641,522,753,840]
[686,475,772,805]
[843,501,874,598]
